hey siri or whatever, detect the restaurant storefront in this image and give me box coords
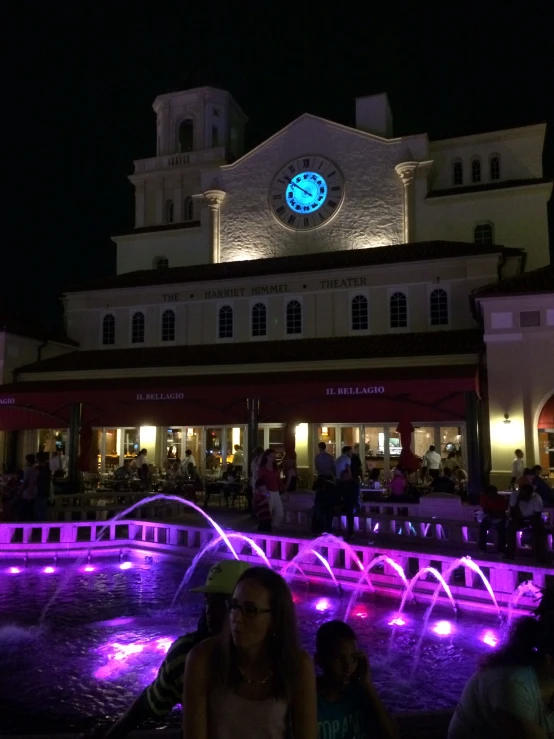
[0,365,479,483]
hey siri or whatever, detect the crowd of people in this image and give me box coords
[0,449,68,522]
[82,561,553,739]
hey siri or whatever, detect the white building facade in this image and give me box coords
[0,85,552,489]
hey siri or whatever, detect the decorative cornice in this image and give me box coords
[395,161,419,185]
[203,189,226,208]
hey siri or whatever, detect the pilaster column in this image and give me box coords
[203,189,226,263]
[395,161,418,243]
[156,179,164,224]
[135,181,145,228]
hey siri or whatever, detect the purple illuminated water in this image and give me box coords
[0,555,502,735]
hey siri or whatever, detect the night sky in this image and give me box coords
[6,2,553,332]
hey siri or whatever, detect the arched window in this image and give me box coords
[286,300,302,335]
[183,197,194,222]
[131,312,145,344]
[102,314,115,345]
[471,157,481,183]
[390,292,407,329]
[165,199,174,223]
[179,119,194,152]
[212,125,220,147]
[452,159,463,186]
[489,154,500,181]
[473,222,494,245]
[153,256,169,270]
[218,305,233,339]
[351,294,368,331]
[161,309,175,342]
[252,303,267,337]
[429,289,449,326]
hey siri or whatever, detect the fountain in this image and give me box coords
[396,567,458,620]
[506,580,543,625]
[343,554,413,622]
[280,534,375,592]
[40,494,240,622]
[171,531,273,607]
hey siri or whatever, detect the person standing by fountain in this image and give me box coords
[181,566,317,739]
[315,620,398,739]
[17,454,38,521]
[253,479,272,532]
[448,614,554,738]
[90,559,252,739]
[256,449,284,527]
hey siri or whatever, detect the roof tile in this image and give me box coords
[66,241,522,293]
[17,329,483,375]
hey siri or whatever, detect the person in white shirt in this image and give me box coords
[232,445,244,475]
[335,446,352,478]
[511,448,525,485]
[448,614,554,739]
[505,483,547,562]
[422,445,442,480]
[132,449,149,490]
[183,449,196,477]
[49,449,68,479]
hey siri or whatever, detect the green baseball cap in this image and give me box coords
[190,559,252,595]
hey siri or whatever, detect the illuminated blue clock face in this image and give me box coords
[285,171,328,213]
[269,156,344,230]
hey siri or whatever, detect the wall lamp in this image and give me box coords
[503,413,511,425]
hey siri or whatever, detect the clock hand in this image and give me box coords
[284,176,311,197]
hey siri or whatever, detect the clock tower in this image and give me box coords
[129,86,247,230]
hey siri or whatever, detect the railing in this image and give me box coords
[0,519,551,612]
[133,147,227,173]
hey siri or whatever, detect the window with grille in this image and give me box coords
[131,312,145,343]
[474,223,494,245]
[390,292,408,328]
[161,309,176,342]
[490,155,500,180]
[179,119,194,152]
[471,157,481,183]
[252,303,267,337]
[184,197,194,221]
[519,311,540,328]
[430,289,449,326]
[351,294,368,331]
[102,314,115,345]
[153,256,169,269]
[165,199,174,223]
[452,160,463,186]
[218,305,233,339]
[286,300,302,335]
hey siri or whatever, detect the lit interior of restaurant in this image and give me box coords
[32,423,467,479]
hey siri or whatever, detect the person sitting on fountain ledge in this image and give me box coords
[86,559,252,739]
[315,620,398,739]
[448,614,554,738]
[505,483,548,563]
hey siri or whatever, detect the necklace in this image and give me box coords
[238,664,274,686]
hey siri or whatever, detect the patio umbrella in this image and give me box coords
[396,416,421,474]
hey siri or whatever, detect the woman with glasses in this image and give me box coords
[181,566,317,739]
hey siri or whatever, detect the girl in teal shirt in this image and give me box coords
[315,620,398,739]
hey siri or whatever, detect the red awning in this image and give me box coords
[0,365,479,429]
[538,395,554,430]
